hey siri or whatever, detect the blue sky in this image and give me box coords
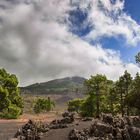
[100,36,140,62]
[125,0,140,24]
[68,0,140,63]
[122,0,140,61]
[117,0,140,62]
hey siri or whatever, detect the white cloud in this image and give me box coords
[85,0,140,46]
[0,0,140,86]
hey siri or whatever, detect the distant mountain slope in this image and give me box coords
[20,76,86,94]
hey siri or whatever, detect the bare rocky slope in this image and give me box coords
[20,76,86,105]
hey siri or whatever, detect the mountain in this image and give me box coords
[21,76,86,106]
[20,76,86,95]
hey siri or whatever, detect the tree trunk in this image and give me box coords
[127,106,129,116]
[126,90,129,116]
[121,93,124,117]
[96,90,100,118]
[110,100,114,115]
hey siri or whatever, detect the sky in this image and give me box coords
[0,0,140,86]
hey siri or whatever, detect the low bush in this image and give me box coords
[67,98,84,113]
[33,97,55,114]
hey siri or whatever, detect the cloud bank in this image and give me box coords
[0,0,140,86]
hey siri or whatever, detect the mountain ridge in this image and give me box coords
[20,76,86,95]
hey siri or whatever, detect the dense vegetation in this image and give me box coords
[0,68,23,119]
[68,71,140,117]
[68,53,140,117]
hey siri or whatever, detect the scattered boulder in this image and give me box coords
[122,128,131,140]
[131,116,140,127]
[14,112,75,139]
[88,122,113,138]
[62,111,75,123]
[69,129,89,140]
[49,112,74,129]
[14,113,140,140]
[14,120,49,140]
[123,116,133,126]
[128,126,140,140]
[101,113,113,125]
[49,119,68,129]
[68,115,140,140]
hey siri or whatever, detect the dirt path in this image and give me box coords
[0,121,25,140]
[0,112,61,140]
[42,121,92,140]
[0,117,93,140]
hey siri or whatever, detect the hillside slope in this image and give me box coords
[20,76,86,107]
[21,76,86,94]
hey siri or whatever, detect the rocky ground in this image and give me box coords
[13,113,140,140]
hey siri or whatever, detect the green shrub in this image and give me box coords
[80,95,96,117]
[67,98,84,113]
[67,96,96,117]
[0,105,21,119]
[33,97,55,114]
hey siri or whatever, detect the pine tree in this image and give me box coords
[0,68,23,119]
[115,70,132,116]
[84,74,107,117]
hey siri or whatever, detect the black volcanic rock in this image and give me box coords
[14,114,140,140]
[68,115,140,140]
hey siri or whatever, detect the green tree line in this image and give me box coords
[68,71,140,117]
[68,53,140,117]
